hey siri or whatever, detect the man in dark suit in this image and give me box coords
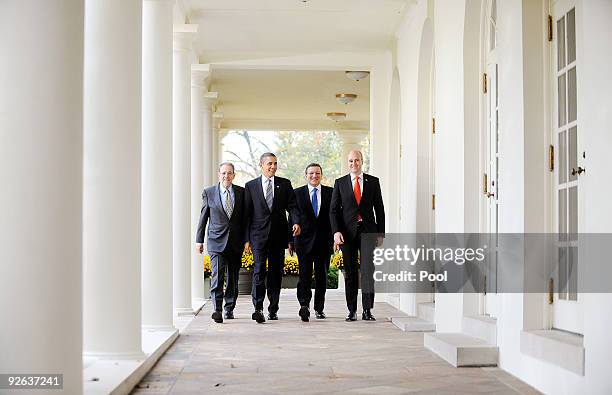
[289,163,334,322]
[196,162,245,323]
[330,150,385,322]
[244,153,301,323]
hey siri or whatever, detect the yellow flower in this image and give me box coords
[241,250,254,271]
[203,255,212,277]
[283,255,300,275]
[331,252,343,270]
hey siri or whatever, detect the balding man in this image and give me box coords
[330,150,385,321]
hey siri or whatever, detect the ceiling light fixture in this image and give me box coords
[326,112,347,122]
[345,71,370,81]
[336,93,358,104]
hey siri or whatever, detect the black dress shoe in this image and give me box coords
[211,310,223,323]
[362,309,376,321]
[252,310,265,323]
[224,311,234,320]
[345,311,357,321]
[315,311,326,319]
[299,306,310,322]
[268,312,278,320]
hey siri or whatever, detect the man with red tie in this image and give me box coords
[330,150,385,321]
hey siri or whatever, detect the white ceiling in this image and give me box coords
[178,0,410,131]
[210,69,370,131]
[180,0,411,60]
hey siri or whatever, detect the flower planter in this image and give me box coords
[203,277,211,299]
[281,275,300,289]
[238,268,253,295]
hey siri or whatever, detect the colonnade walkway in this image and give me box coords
[133,290,539,394]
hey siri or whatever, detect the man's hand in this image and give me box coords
[244,242,252,255]
[334,232,344,246]
[196,243,204,254]
[376,236,384,247]
[288,242,295,256]
[333,242,340,253]
[292,224,301,236]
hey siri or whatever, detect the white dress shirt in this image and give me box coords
[261,175,275,199]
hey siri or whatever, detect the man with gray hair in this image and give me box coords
[196,162,245,323]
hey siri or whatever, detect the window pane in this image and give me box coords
[568,67,577,122]
[559,131,567,184]
[567,9,576,64]
[569,126,577,182]
[558,74,567,127]
[557,16,566,71]
[559,247,567,299]
[568,246,578,300]
[569,186,578,238]
[558,189,567,236]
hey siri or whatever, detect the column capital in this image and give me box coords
[202,91,218,109]
[191,64,211,87]
[173,24,198,52]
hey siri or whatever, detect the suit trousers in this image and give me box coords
[210,247,241,313]
[252,245,285,313]
[340,223,376,312]
[297,252,330,313]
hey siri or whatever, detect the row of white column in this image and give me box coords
[1,1,220,393]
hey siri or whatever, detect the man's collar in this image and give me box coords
[262,175,274,182]
[307,183,320,192]
[350,172,364,180]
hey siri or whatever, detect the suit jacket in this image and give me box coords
[289,184,334,256]
[244,175,300,250]
[330,173,385,241]
[196,183,245,254]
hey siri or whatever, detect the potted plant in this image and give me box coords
[282,255,300,288]
[238,250,254,295]
[203,255,212,298]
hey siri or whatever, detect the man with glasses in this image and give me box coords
[196,162,245,323]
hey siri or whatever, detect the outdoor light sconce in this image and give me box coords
[336,93,357,104]
[345,70,370,81]
[326,112,347,122]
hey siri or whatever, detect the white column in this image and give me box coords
[142,0,175,331]
[338,130,368,173]
[173,25,198,315]
[218,128,229,165]
[83,0,144,359]
[0,2,83,392]
[190,71,215,306]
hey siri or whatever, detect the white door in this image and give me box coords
[551,0,582,334]
[485,62,499,318]
[480,0,499,318]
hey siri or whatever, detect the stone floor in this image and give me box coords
[132,290,540,395]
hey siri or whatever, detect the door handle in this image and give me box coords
[486,192,495,198]
[571,166,585,176]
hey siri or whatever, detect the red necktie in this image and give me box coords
[354,176,362,220]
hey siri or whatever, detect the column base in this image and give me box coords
[83,351,146,360]
[174,307,195,316]
[84,329,179,394]
[142,324,177,332]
